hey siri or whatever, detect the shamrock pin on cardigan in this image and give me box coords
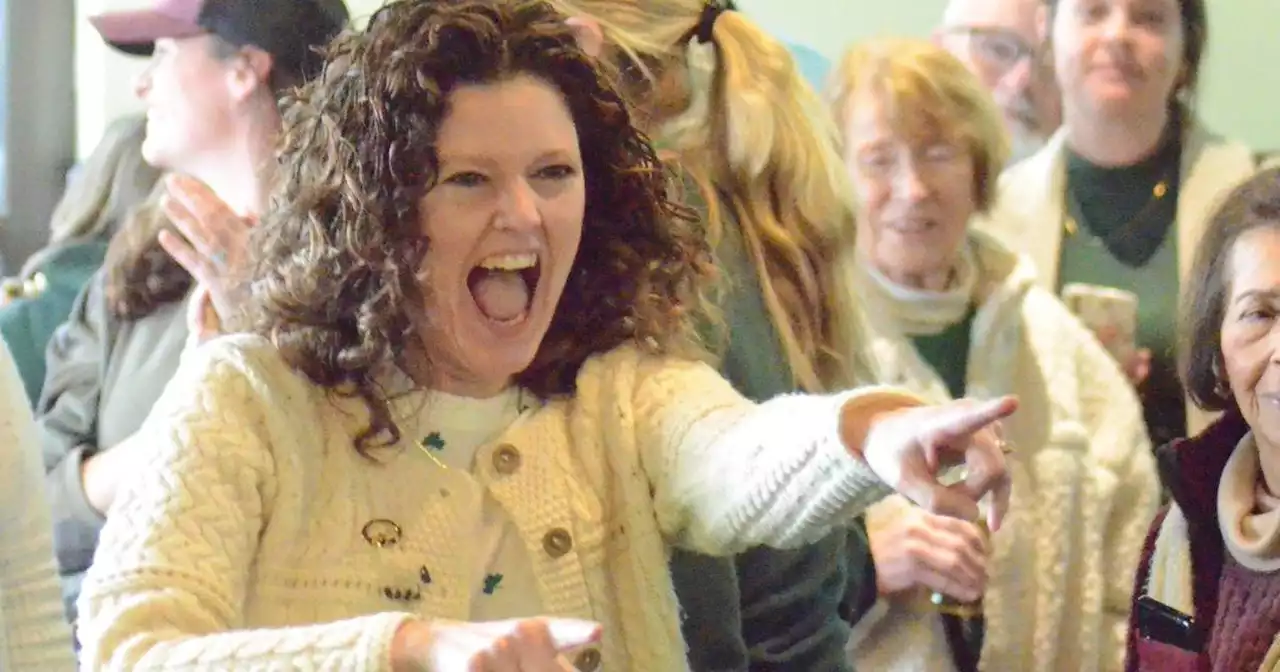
[417,432,449,470]
[421,432,446,451]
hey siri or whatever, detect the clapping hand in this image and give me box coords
[157,174,255,323]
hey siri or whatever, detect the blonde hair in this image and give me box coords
[547,0,867,391]
[828,38,1009,213]
[19,114,162,278]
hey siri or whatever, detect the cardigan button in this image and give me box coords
[572,646,601,671]
[492,444,522,475]
[542,527,573,558]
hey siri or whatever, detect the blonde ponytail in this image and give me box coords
[549,0,871,391]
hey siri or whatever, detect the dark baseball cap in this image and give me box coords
[90,0,350,81]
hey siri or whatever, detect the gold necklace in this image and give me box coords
[1064,178,1168,238]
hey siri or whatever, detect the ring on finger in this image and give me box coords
[991,422,1013,455]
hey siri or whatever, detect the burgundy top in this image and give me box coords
[1205,555,1280,670]
[1124,409,1280,671]
[1125,410,1238,670]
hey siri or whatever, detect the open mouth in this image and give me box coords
[889,218,936,234]
[466,253,542,326]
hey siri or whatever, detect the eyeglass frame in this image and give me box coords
[938,25,1038,74]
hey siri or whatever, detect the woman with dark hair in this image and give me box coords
[37,0,349,625]
[979,0,1255,448]
[1126,166,1280,670]
[74,1,1016,669]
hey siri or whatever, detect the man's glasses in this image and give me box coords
[941,26,1036,73]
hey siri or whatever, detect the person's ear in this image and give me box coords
[226,45,274,102]
[566,16,604,58]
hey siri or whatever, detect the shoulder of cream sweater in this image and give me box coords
[165,333,311,405]
[0,340,76,669]
[146,332,327,470]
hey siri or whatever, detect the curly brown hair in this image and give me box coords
[244,0,713,455]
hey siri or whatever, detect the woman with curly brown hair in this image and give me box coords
[74,1,1017,669]
[36,0,349,629]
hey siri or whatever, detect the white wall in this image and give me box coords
[1194,0,1280,153]
[73,0,1280,161]
[4,1,76,268]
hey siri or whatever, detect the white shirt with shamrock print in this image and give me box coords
[415,387,543,620]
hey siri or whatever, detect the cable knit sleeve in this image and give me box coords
[629,353,910,555]
[1071,317,1161,671]
[76,337,413,671]
[0,339,76,670]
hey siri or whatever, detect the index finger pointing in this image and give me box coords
[933,396,1019,443]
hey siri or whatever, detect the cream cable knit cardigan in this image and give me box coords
[0,339,76,670]
[847,233,1160,672]
[77,334,911,671]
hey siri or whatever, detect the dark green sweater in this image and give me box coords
[0,239,109,405]
[669,185,860,672]
[913,309,983,665]
[910,308,976,400]
[1059,128,1184,447]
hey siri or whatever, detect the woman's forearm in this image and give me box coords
[80,435,139,515]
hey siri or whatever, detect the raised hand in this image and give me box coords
[157,174,255,323]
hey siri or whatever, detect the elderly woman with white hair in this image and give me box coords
[830,38,1159,671]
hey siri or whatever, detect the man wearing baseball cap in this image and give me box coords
[40,0,349,631]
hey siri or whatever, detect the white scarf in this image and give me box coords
[1218,432,1280,572]
[854,242,980,337]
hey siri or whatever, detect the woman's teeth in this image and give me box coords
[477,253,537,271]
